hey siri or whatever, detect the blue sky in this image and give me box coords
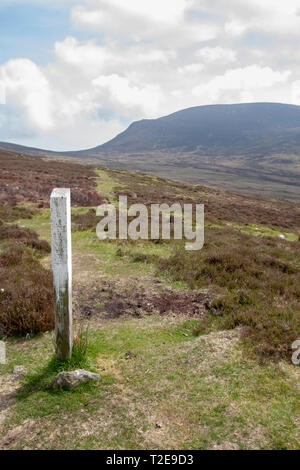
[0,0,300,151]
[0,2,92,64]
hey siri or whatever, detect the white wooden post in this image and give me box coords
[0,341,5,364]
[50,188,72,360]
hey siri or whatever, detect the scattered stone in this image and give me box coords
[50,369,101,390]
[13,365,25,379]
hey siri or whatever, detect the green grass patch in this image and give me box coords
[1,317,299,449]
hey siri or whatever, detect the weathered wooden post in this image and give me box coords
[0,340,5,364]
[50,188,72,360]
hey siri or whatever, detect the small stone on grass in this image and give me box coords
[13,365,25,379]
[50,369,101,390]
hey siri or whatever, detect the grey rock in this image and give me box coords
[13,365,25,378]
[50,369,101,390]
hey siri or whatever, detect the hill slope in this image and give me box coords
[0,141,58,157]
[2,103,300,201]
[80,103,300,201]
[0,153,300,449]
[86,102,300,155]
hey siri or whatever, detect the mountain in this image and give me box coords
[83,102,300,156]
[2,102,300,201]
[78,102,300,201]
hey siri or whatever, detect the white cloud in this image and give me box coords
[0,59,54,131]
[93,74,162,116]
[73,0,190,27]
[193,65,291,103]
[0,81,5,105]
[224,20,247,37]
[196,47,237,65]
[100,0,189,24]
[1,0,300,150]
[54,36,111,76]
[71,0,217,44]
[71,5,105,27]
[5,117,125,152]
[178,63,205,75]
[54,36,173,78]
[292,81,300,105]
[220,0,300,36]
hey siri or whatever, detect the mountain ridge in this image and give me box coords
[84,102,300,156]
[2,102,300,201]
[2,102,300,157]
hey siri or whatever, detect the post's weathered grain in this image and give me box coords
[0,341,5,364]
[50,188,72,360]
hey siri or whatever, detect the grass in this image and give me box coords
[95,168,119,202]
[17,177,300,360]
[228,222,298,242]
[1,316,299,449]
[20,210,176,281]
[1,165,300,449]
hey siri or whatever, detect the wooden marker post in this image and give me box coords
[50,188,72,360]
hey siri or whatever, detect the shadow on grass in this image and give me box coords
[16,334,93,401]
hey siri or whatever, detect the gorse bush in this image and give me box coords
[156,226,300,361]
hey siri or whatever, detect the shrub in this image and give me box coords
[0,150,103,208]
[0,265,54,337]
[72,209,98,231]
[0,202,37,222]
[0,240,54,337]
[0,223,50,254]
[156,226,300,361]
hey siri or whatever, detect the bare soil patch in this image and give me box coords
[74,277,212,320]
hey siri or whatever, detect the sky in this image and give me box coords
[1,0,300,151]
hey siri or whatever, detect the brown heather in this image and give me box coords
[155,226,300,361]
[0,150,103,207]
[0,202,54,337]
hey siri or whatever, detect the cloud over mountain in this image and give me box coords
[0,0,300,150]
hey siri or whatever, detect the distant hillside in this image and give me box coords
[76,102,300,201]
[2,102,300,201]
[0,141,57,157]
[84,102,300,156]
